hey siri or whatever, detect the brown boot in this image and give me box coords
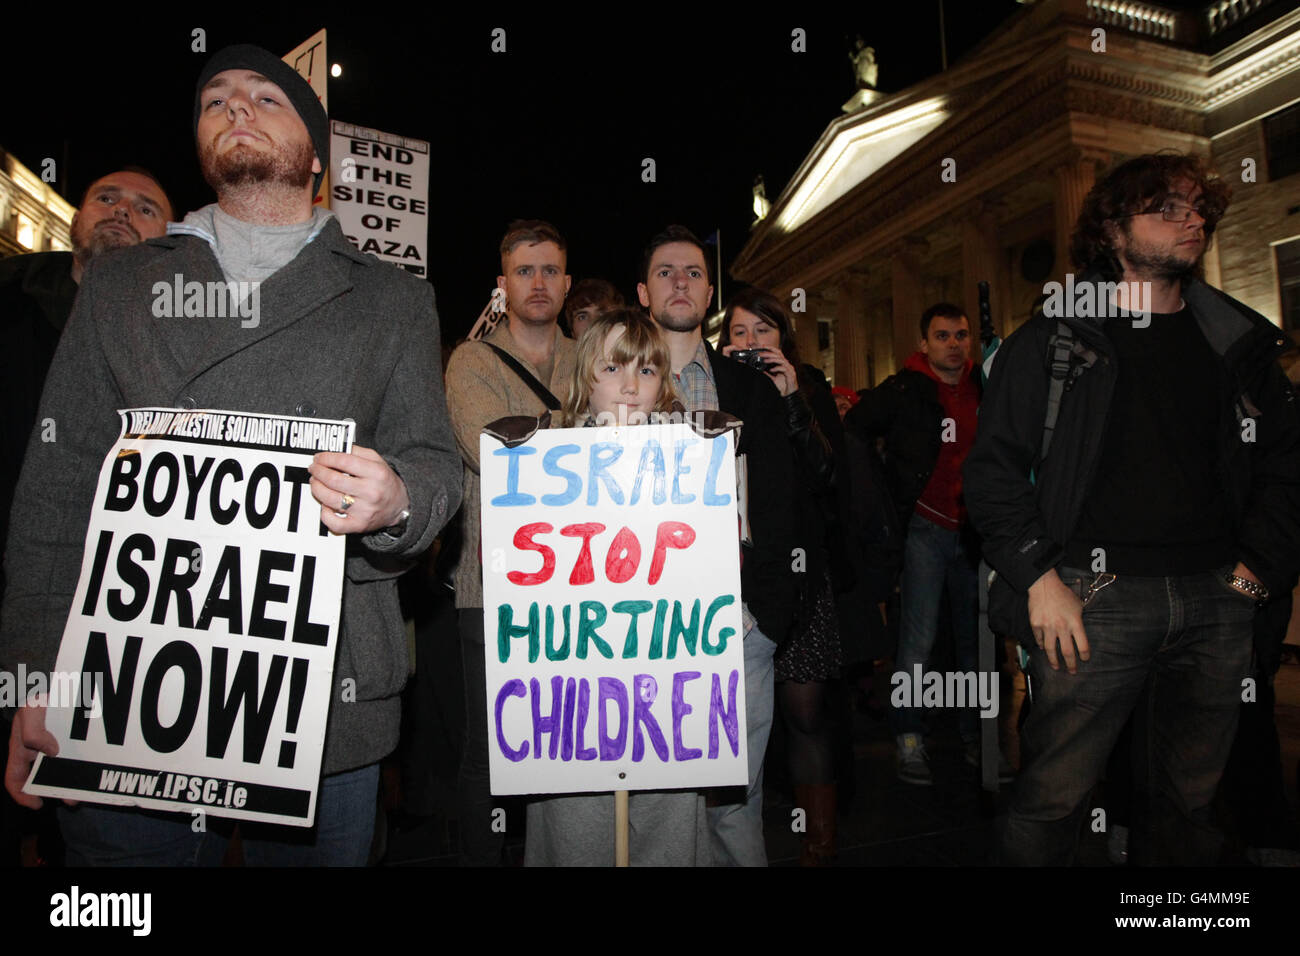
[794,783,837,866]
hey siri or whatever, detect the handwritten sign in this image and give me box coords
[25,407,354,827]
[481,422,748,795]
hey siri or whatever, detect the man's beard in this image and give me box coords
[511,301,561,326]
[1118,223,1201,283]
[652,304,704,333]
[1123,245,1198,283]
[72,219,139,266]
[199,136,314,193]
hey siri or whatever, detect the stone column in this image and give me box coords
[791,288,821,370]
[834,274,871,392]
[1052,153,1103,281]
[891,239,928,368]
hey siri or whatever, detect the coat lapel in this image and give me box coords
[170,219,362,394]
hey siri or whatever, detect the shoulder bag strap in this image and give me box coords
[484,342,561,411]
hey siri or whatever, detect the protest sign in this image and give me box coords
[329,120,430,276]
[24,407,354,827]
[284,29,330,209]
[481,421,748,796]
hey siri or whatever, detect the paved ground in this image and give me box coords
[379,637,1300,867]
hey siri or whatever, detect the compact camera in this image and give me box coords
[730,349,769,370]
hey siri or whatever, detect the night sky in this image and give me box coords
[3,2,1183,341]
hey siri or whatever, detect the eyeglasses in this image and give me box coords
[1117,200,1211,223]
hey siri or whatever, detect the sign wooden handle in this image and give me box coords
[615,790,629,867]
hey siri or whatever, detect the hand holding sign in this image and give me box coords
[308,445,410,534]
[22,408,355,826]
[6,701,62,809]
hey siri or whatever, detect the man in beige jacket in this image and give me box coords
[444,220,577,865]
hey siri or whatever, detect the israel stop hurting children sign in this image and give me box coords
[480,421,748,795]
[24,407,354,827]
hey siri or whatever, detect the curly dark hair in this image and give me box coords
[1069,152,1231,280]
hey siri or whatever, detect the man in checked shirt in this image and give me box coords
[637,225,797,866]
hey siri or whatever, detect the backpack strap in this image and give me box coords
[1040,322,1098,463]
[484,343,561,411]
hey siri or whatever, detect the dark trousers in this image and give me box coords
[1221,592,1298,850]
[1001,565,1254,865]
[456,608,503,865]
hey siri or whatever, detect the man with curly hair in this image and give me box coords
[965,152,1300,865]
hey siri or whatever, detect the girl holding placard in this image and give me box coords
[522,309,712,866]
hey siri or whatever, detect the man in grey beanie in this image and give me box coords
[2,44,461,866]
[193,43,331,199]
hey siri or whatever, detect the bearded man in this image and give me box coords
[1,44,461,866]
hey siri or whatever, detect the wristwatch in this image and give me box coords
[1225,572,1268,603]
[381,507,411,537]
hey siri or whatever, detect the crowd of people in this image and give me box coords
[2,43,1298,868]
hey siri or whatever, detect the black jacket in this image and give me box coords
[965,275,1300,642]
[784,364,840,589]
[707,343,799,643]
[0,252,78,602]
[843,359,981,530]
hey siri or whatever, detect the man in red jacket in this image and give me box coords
[844,304,994,786]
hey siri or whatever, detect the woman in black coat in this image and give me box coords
[719,287,844,865]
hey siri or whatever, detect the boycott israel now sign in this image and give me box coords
[24,407,354,827]
[480,421,748,795]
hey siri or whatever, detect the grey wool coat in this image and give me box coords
[0,216,462,775]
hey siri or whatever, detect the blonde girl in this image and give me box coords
[561,309,679,428]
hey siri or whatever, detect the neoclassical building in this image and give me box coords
[731,0,1300,389]
[0,148,74,259]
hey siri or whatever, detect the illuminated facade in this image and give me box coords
[732,0,1300,389]
[0,148,75,259]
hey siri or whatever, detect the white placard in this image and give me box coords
[329,120,430,276]
[480,422,748,796]
[24,407,354,827]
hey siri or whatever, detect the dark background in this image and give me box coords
[5,2,1207,341]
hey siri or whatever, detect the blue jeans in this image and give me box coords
[707,623,777,867]
[1001,565,1254,865]
[894,514,980,738]
[59,764,380,866]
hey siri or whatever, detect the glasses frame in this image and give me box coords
[1114,199,1211,224]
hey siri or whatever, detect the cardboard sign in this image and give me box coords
[480,422,748,795]
[284,29,330,208]
[329,120,430,276]
[25,408,354,827]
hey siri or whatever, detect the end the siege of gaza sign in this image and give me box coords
[480,421,748,796]
[24,408,353,827]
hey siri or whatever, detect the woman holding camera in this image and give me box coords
[719,287,846,865]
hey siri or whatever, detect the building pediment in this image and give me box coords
[771,95,953,235]
[738,26,1052,280]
